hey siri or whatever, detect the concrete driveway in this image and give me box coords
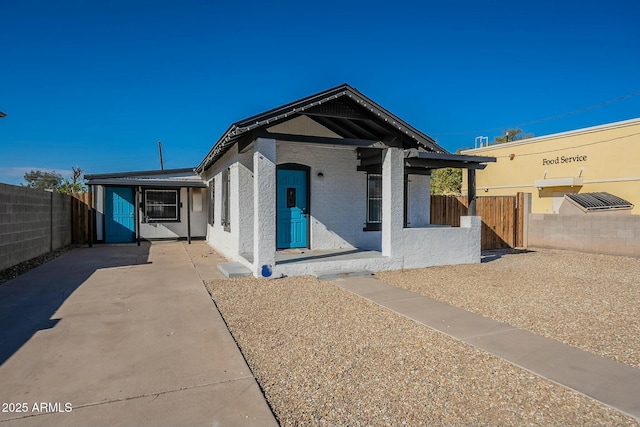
[0,241,277,427]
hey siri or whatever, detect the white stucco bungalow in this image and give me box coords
[87,84,494,277]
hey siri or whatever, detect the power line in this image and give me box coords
[439,89,640,136]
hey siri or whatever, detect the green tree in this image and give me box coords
[23,170,63,190]
[430,167,462,195]
[57,166,86,194]
[23,166,87,194]
[494,128,534,144]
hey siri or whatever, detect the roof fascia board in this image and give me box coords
[85,168,197,180]
[404,159,488,170]
[86,178,207,188]
[345,87,446,153]
[406,150,496,163]
[463,116,640,154]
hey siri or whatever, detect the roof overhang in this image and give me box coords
[196,84,447,173]
[85,168,206,188]
[404,150,496,170]
[357,148,496,174]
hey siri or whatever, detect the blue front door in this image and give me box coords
[105,187,135,243]
[277,169,308,249]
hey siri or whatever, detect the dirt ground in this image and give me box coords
[378,248,640,369]
[207,248,640,426]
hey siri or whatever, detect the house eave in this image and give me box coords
[196,84,447,173]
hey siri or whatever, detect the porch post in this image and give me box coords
[253,138,277,277]
[382,147,404,257]
[187,187,192,244]
[467,169,477,216]
[135,186,140,246]
[88,185,93,248]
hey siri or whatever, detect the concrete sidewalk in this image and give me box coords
[334,275,640,421]
[0,241,277,427]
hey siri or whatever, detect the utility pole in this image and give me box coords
[158,140,164,170]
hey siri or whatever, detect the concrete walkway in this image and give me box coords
[0,241,277,427]
[334,275,640,421]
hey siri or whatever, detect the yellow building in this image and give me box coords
[462,118,640,214]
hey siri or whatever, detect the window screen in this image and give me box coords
[367,174,382,223]
[145,189,179,221]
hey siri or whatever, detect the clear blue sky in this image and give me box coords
[1,0,639,185]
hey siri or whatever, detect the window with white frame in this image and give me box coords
[144,189,179,222]
[366,173,382,229]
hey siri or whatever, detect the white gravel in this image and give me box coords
[207,269,639,426]
[378,248,640,369]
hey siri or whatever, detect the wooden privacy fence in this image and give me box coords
[71,193,90,244]
[430,193,525,250]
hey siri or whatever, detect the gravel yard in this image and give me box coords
[206,267,639,426]
[378,248,640,369]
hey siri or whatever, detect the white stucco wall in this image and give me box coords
[95,185,104,241]
[140,187,207,239]
[277,142,381,251]
[402,216,482,269]
[407,174,431,227]
[204,145,242,260]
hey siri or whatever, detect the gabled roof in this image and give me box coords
[196,84,446,172]
[85,168,206,188]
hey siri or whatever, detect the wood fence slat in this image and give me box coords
[431,194,522,250]
[71,193,89,244]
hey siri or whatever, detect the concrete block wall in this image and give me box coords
[0,184,72,271]
[528,213,640,256]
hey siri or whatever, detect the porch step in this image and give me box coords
[217,262,252,278]
[314,269,373,281]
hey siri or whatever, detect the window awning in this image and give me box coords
[534,177,584,189]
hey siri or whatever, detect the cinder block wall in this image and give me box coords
[528,213,640,256]
[0,184,72,271]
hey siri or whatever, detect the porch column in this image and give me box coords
[382,147,404,257]
[253,138,277,277]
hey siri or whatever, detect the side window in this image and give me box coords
[208,179,215,226]
[221,169,230,232]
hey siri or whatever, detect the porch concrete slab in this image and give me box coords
[217,262,252,278]
[0,242,277,427]
[333,275,640,420]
